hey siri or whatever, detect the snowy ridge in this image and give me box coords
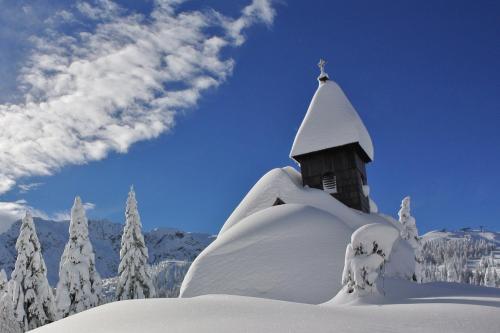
[422,229,500,280]
[0,218,214,286]
[423,229,500,246]
[219,167,390,235]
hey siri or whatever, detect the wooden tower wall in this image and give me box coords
[294,143,370,213]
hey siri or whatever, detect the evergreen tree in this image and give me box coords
[484,253,498,287]
[0,289,21,333]
[1,268,20,333]
[56,197,102,318]
[116,186,156,300]
[472,268,482,286]
[484,266,497,287]
[0,269,7,292]
[398,196,419,244]
[398,196,423,281]
[10,212,56,331]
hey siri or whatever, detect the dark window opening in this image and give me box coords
[273,197,286,206]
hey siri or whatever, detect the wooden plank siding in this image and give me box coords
[293,143,371,213]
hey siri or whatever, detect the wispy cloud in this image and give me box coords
[0,199,97,232]
[0,0,276,195]
[18,182,44,193]
[83,202,96,211]
[0,200,35,233]
[50,201,96,221]
[0,199,51,232]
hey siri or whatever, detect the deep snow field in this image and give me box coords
[33,167,500,333]
[34,279,500,333]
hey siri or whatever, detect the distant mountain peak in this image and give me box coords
[0,218,214,285]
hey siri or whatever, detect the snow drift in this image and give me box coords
[181,167,414,303]
[181,204,352,303]
[219,167,389,235]
[33,281,500,333]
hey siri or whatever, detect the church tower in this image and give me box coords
[290,60,374,213]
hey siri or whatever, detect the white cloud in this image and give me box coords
[0,199,97,233]
[0,200,48,233]
[44,10,76,25]
[0,0,275,195]
[50,201,96,221]
[18,182,44,193]
[76,0,122,21]
[0,200,31,233]
[50,211,71,221]
[221,0,276,45]
[83,202,96,211]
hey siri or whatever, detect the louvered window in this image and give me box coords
[322,173,337,194]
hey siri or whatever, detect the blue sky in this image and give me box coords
[0,0,499,234]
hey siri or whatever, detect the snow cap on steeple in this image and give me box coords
[317,58,329,83]
[290,59,374,161]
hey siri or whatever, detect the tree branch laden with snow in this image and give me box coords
[398,196,423,281]
[115,187,156,300]
[9,212,56,331]
[56,197,102,318]
[341,223,400,296]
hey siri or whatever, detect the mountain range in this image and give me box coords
[0,218,215,285]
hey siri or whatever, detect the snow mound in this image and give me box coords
[329,276,500,306]
[290,80,374,161]
[181,168,411,303]
[351,223,400,255]
[219,167,390,235]
[33,282,500,333]
[341,224,401,295]
[181,204,353,304]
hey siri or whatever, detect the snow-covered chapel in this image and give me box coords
[290,60,374,213]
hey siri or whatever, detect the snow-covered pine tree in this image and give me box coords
[116,186,156,300]
[398,196,419,245]
[0,288,21,333]
[56,197,102,318]
[341,223,400,296]
[472,267,483,286]
[9,212,56,331]
[1,268,21,333]
[0,269,7,293]
[446,259,459,282]
[483,253,498,287]
[398,196,423,281]
[484,266,497,287]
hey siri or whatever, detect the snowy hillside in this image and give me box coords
[34,279,500,333]
[0,218,214,285]
[423,229,500,251]
[421,229,499,286]
[180,167,415,303]
[25,167,500,333]
[102,260,191,302]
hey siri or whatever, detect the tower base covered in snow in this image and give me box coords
[294,143,370,213]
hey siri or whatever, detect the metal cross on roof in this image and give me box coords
[318,59,327,74]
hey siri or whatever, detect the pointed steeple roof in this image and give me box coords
[290,60,374,161]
